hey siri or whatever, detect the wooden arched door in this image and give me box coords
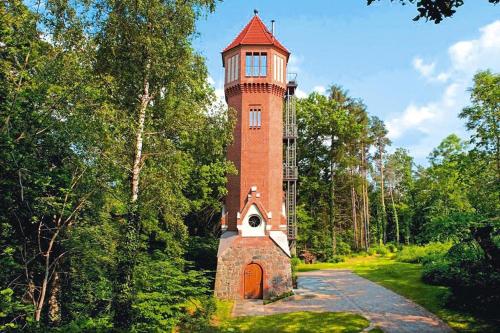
[244,263,263,299]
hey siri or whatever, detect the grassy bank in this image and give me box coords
[298,255,497,333]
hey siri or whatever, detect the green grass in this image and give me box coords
[213,303,370,333]
[298,255,498,333]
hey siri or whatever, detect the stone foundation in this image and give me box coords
[215,235,292,300]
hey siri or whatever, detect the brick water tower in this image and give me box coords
[214,11,295,300]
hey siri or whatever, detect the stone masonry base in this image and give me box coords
[215,236,292,300]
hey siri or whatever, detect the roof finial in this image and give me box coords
[254,9,258,16]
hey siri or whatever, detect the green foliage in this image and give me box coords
[300,255,497,332]
[0,288,32,331]
[131,251,213,332]
[290,256,301,286]
[396,242,452,264]
[367,0,500,24]
[385,243,398,253]
[422,240,500,316]
[52,316,113,333]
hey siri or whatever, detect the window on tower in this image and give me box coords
[245,52,267,77]
[273,54,285,83]
[249,107,262,129]
[225,54,239,83]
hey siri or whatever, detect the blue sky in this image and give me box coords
[194,1,500,165]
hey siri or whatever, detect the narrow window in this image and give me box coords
[280,57,284,82]
[249,108,262,129]
[225,58,229,83]
[252,53,259,76]
[231,56,235,81]
[246,53,252,77]
[260,53,267,76]
[273,55,277,81]
[235,54,239,81]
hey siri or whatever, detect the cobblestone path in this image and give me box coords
[233,269,453,333]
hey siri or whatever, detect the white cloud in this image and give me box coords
[295,88,308,99]
[206,76,226,107]
[387,103,436,140]
[413,57,436,78]
[312,85,326,95]
[206,75,216,86]
[448,20,500,75]
[387,20,500,161]
[287,54,303,74]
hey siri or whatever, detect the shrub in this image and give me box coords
[290,256,301,287]
[396,242,452,263]
[376,245,388,255]
[0,288,33,332]
[131,251,213,332]
[422,240,500,316]
[386,243,398,253]
[368,244,389,256]
[336,241,352,256]
[327,255,345,263]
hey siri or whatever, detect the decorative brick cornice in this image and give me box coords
[225,82,286,98]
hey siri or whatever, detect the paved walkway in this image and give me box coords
[233,269,453,333]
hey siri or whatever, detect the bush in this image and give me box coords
[0,288,33,332]
[422,240,500,316]
[386,243,398,253]
[327,255,345,263]
[290,256,301,287]
[336,241,352,256]
[368,244,389,256]
[396,242,452,263]
[131,251,213,332]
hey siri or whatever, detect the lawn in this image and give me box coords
[298,255,498,333]
[210,280,383,333]
[209,300,384,333]
[215,310,372,333]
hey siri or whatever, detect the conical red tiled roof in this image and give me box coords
[223,14,289,56]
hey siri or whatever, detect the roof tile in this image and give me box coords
[223,15,289,56]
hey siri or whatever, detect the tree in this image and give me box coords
[370,116,391,244]
[0,0,110,324]
[459,70,500,212]
[367,0,500,23]
[90,0,217,328]
[386,148,414,244]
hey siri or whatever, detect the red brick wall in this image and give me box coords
[224,45,288,230]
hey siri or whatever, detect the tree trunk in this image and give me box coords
[389,187,400,245]
[114,73,151,329]
[131,79,150,203]
[330,140,337,255]
[379,148,387,244]
[361,146,370,249]
[35,225,59,322]
[350,169,358,250]
[49,271,61,324]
